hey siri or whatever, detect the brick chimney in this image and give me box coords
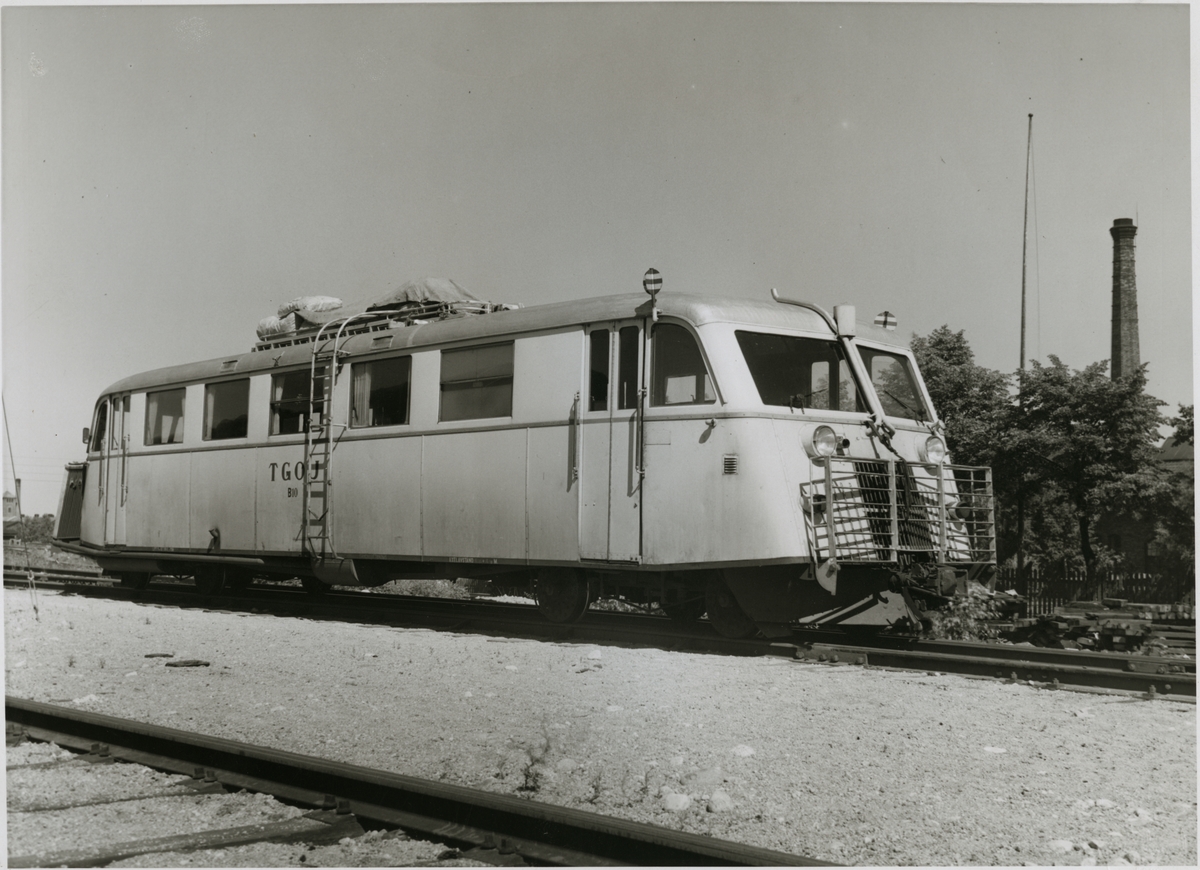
[1109,218,1140,380]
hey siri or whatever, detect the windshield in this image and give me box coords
[857,346,932,422]
[736,331,866,412]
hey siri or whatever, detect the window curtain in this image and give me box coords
[204,387,215,440]
[351,364,372,427]
[145,393,159,444]
[271,377,285,434]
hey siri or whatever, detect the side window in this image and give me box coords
[271,368,326,435]
[736,331,865,412]
[440,343,514,422]
[204,379,250,440]
[589,330,609,412]
[350,356,411,428]
[617,326,640,410]
[651,323,715,406]
[144,388,186,445]
[90,399,108,453]
[111,395,130,448]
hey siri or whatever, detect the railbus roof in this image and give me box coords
[99,291,909,395]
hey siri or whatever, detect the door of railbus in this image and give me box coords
[579,320,644,562]
[103,394,130,546]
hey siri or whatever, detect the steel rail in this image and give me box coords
[5,565,105,581]
[904,636,1194,676]
[13,578,1194,697]
[782,642,1193,700]
[6,697,831,867]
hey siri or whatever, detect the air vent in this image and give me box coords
[723,455,739,475]
[219,359,238,373]
[371,335,394,350]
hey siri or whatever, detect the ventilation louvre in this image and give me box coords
[723,455,739,475]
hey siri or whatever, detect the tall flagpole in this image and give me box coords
[1020,113,1033,375]
[1017,113,1033,590]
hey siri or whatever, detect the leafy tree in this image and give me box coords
[910,326,1012,469]
[1169,404,1194,446]
[9,514,56,543]
[1006,358,1166,584]
[1148,405,1195,583]
[909,326,1023,563]
[911,326,1188,596]
[1149,473,1194,581]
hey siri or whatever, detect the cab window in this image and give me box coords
[651,324,715,406]
[90,400,108,452]
[204,379,250,440]
[736,331,864,412]
[271,369,326,435]
[351,356,411,428]
[144,388,186,445]
[439,343,514,422]
[859,347,930,421]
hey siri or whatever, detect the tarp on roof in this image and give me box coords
[366,277,482,311]
[254,278,494,343]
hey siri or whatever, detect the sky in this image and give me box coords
[2,2,1193,515]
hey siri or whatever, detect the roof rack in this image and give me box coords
[252,300,511,353]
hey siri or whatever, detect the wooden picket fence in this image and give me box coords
[997,566,1196,618]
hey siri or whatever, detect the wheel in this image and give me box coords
[192,567,225,595]
[301,576,328,596]
[224,570,254,593]
[535,568,591,624]
[117,572,151,590]
[704,575,758,639]
[662,597,706,624]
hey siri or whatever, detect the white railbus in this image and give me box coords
[54,280,995,638]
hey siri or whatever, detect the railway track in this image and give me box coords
[6,697,830,867]
[5,564,106,583]
[6,571,1194,700]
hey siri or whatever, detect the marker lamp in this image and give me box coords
[921,434,947,465]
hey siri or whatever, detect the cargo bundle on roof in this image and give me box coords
[253,278,515,350]
[256,296,345,340]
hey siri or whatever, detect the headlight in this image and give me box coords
[921,434,947,465]
[804,425,839,459]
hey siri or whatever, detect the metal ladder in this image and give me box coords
[301,314,378,584]
[301,338,334,562]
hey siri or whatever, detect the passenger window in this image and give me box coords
[439,343,514,422]
[651,324,715,406]
[90,400,108,453]
[350,356,411,428]
[204,379,250,440]
[270,368,326,435]
[589,331,609,412]
[736,331,865,412]
[144,388,186,445]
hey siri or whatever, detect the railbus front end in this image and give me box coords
[52,280,995,638]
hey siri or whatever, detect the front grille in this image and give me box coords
[799,457,995,566]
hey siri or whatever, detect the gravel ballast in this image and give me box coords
[5,590,1196,866]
